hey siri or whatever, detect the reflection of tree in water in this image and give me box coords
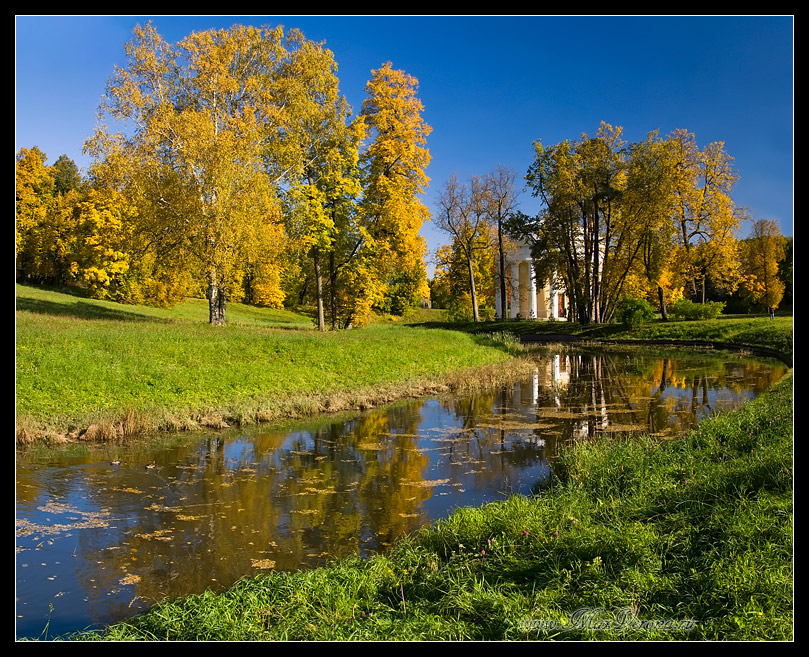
[438,386,548,495]
[537,349,787,444]
[347,403,431,547]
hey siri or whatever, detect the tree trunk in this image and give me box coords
[329,251,338,330]
[498,220,507,320]
[313,247,325,332]
[207,271,227,326]
[467,257,480,322]
[298,277,309,306]
[657,285,668,321]
[591,196,601,324]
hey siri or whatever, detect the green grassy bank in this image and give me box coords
[16,285,792,444]
[416,314,793,365]
[16,285,522,444]
[73,371,793,641]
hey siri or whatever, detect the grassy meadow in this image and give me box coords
[16,284,520,442]
[415,314,793,364]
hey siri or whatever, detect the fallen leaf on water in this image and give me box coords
[403,479,450,488]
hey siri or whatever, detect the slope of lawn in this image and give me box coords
[16,284,518,441]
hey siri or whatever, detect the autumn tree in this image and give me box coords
[524,123,631,324]
[516,124,744,324]
[350,61,432,327]
[16,148,86,286]
[666,129,741,302]
[87,23,300,324]
[739,219,787,312]
[778,236,793,308]
[16,147,55,274]
[483,166,520,320]
[64,189,135,299]
[278,41,365,331]
[622,131,681,319]
[434,175,494,322]
[432,227,496,321]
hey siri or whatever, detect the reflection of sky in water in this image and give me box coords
[16,349,786,639]
[414,399,552,516]
[650,382,755,417]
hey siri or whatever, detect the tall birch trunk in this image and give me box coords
[207,270,227,326]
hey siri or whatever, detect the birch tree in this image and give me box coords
[666,129,741,302]
[483,166,520,320]
[87,23,295,325]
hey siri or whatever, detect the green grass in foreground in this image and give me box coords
[15,285,517,439]
[73,372,793,641]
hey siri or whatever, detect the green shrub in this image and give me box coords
[671,298,726,320]
[479,308,496,321]
[615,296,656,329]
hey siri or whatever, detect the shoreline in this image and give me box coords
[15,354,538,447]
[17,336,791,448]
[519,334,793,366]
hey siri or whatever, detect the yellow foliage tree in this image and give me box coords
[352,62,432,326]
[739,219,786,312]
[68,189,134,299]
[435,175,495,322]
[433,227,496,321]
[16,147,53,246]
[16,147,87,286]
[667,129,741,302]
[87,23,294,324]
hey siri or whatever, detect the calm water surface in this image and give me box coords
[15,346,786,638]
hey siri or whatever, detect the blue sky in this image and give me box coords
[15,15,794,275]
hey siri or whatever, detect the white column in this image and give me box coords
[510,264,519,319]
[528,262,537,319]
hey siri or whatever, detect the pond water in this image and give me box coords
[15,346,787,639]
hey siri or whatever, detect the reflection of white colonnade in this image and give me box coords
[494,240,565,320]
[512,356,571,408]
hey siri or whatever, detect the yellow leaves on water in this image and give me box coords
[251,559,276,569]
[134,529,173,542]
[403,479,450,489]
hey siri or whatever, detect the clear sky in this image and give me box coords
[15,15,794,276]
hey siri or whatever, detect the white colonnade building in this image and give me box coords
[494,239,567,320]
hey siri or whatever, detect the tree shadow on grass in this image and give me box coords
[407,319,632,341]
[15,296,171,323]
